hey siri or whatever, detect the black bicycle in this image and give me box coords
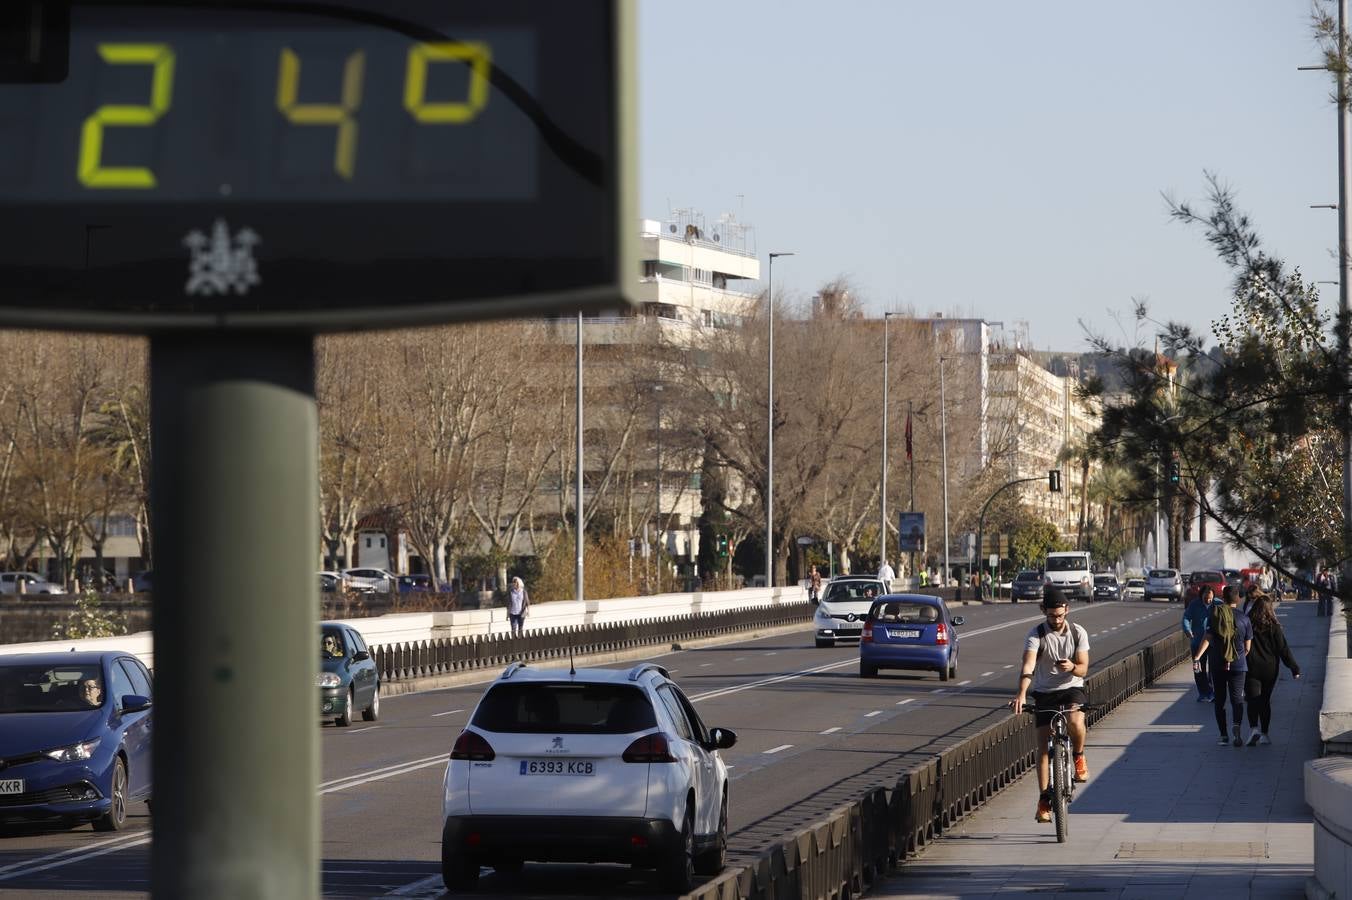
[1017,700,1100,843]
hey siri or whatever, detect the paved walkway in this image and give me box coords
[870,600,1329,900]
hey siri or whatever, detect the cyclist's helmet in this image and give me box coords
[1041,587,1069,610]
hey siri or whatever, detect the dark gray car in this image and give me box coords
[318,622,380,727]
[1010,570,1044,603]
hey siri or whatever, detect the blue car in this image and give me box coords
[859,594,964,681]
[0,651,153,831]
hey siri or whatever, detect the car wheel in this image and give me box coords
[362,684,380,722]
[694,793,728,876]
[948,659,958,680]
[664,803,695,892]
[336,689,355,728]
[939,662,950,682]
[859,662,878,678]
[814,638,833,648]
[93,757,128,832]
[441,821,480,890]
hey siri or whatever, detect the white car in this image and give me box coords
[812,576,888,647]
[0,572,66,595]
[440,662,736,892]
[341,567,394,593]
[1123,578,1146,601]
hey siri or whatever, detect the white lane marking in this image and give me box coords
[0,833,151,877]
[764,744,793,754]
[431,708,463,717]
[0,834,152,882]
[1004,664,1015,669]
[385,873,445,897]
[981,671,995,677]
[865,710,883,717]
[896,699,913,706]
[699,663,713,668]
[321,754,446,790]
[734,657,746,662]
[764,652,777,656]
[820,726,842,734]
[346,726,382,734]
[957,680,972,686]
[931,688,946,694]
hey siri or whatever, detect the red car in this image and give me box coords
[1185,570,1226,602]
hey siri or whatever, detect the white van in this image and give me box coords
[1043,551,1092,602]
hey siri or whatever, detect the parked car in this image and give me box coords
[859,594,964,680]
[130,571,152,593]
[440,661,736,891]
[1144,568,1183,602]
[1010,570,1045,603]
[318,622,380,727]
[1186,570,1226,603]
[341,567,394,593]
[318,571,350,593]
[397,574,433,593]
[812,576,887,647]
[1092,574,1121,602]
[0,572,66,596]
[1123,578,1146,601]
[0,651,153,830]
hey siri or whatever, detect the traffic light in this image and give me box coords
[1048,469,1062,493]
[715,534,729,558]
[1168,458,1181,484]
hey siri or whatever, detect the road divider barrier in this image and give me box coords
[684,629,1190,900]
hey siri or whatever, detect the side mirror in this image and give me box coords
[708,727,737,750]
[951,616,966,627]
[352,649,370,662]
[120,694,152,713]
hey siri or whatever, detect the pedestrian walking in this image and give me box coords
[507,576,530,636]
[808,566,823,603]
[1243,593,1301,745]
[1181,585,1216,702]
[1192,585,1253,746]
[878,559,895,592]
[1317,568,1335,617]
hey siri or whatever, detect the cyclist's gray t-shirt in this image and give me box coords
[1025,622,1090,693]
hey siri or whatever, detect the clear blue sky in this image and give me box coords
[638,0,1336,351]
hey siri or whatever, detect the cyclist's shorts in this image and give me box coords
[1030,687,1087,728]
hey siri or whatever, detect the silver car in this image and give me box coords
[1144,568,1182,602]
[812,577,887,647]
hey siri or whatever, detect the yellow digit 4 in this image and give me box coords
[78,43,176,189]
[404,42,491,124]
[276,48,365,180]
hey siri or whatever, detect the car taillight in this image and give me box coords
[450,730,495,761]
[623,732,676,763]
[861,621,873,642]
[934,623,948,645]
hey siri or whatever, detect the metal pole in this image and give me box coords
[939,357,951,587]
[655,382,662,594]
[881,313,889,568]
[1340,0,1352,603]
[909,398,916,586]
[577,311,584,603]
[151,334,317,898]
[765,252,793,588]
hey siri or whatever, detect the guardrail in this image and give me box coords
[685,629,1191,899]
[369,603,816,683]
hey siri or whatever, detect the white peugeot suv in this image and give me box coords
[440,661,737,892]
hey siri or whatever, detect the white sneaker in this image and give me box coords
[1257,734,1271,745]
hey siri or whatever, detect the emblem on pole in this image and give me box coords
[183,220,261,296]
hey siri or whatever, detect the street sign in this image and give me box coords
[0,0,635,331]
[988,553,998,570]
[898,511,925,552]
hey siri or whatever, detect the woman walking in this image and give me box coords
[1192,585,1253,746]
[507,576,530,637]
[1244,594,1301,745]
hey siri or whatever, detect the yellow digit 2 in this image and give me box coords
[404,42,491,124]
[276,48,365,180]
[78,44,176,189]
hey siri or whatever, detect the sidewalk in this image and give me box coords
[871,601,1328,900]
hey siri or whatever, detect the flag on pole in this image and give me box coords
[904,410,913,461]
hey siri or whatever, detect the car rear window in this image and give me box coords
[472,682,658,734]
[870,601,940,624]
[1192,571,1223,582]
[1149,569,1177,578]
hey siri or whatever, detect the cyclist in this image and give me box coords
[1011,588,1091,823]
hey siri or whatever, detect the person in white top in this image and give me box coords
[877,560,895,592]
[507,576,530,636]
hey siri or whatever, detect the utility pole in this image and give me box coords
[939,357,951,587]
[1339,0,1352,606]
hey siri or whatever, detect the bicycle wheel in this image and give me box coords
[1052,739,1070,843]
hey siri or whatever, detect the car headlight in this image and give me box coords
[316,673,341,688]
[46,738,100,762]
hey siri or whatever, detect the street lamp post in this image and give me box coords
[654,382,663,594]
[939,356,951,587]
[577,311,584,603]
[881,312,898,574]
[766,251,794,588]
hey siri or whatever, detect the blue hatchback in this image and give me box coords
[0,651,153,831]
[858,594,964,680]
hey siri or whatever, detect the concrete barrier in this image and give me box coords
[1318,611,1352,753]
[1307,608,1352,900]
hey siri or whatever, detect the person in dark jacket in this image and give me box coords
[1181,586,1216,702]
[1192,585,1253,746]
[1243,593,1301,745]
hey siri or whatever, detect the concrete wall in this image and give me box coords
[1307,609,1352,900]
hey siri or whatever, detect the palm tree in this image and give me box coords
[1057,436,1096,551]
